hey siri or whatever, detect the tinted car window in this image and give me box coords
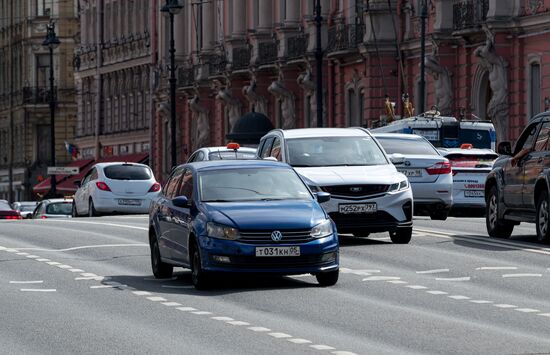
[515,123,539,154]
[46,202,72,215]
[19,204,37,212]
[287,136,388,167]
[199,168,311,202]
[534,122,550,152]
[104,164,152,180]
[164,168,184,199]
[208,151,257,160]
[376,137,440,155]
[260,137,274,158]
[177,170,193,199]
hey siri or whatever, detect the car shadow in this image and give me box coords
[337,234,391,247]
[104,271,321,296]
[449,233,547,251]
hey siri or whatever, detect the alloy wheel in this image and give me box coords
[538,199,549,238]
[488,195,498,230]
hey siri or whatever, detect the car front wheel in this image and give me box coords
[390,227,412,244]
[88,200,98,217]
[150,236,173,279]
[536,190,550,243]
[316,270,339,287]
[190,242,210,290]
[486,186,514,238]
[71,202,79,218]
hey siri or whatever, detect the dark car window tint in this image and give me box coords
[260,137,274,158]
[515,123,539,154]
[104,165,152,180]
[164,168,184,199]
[46,202,72,215]
[177,170,194,199]
[534,122,550,152]
[208,151,257,160]
[376,137,439,155]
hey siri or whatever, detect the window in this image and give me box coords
[90,168,98,181]
[104,164,152,180]
[177,170,194,199]
[37,0,51,16]
[515,123,539,154]
[36,54,50,88]
[259,137,274,158]
[534,122,550,152]
[376,137,440,155]
[270,137,282,161]
[530,63,541,117]
[164,168,184,199]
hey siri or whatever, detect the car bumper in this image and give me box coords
[94,197,153,214]
[410,176,453,214]
[199,234,339,274]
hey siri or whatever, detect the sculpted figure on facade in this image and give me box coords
[297,63,317,118]
[424,40,453,116]
[215,75,242,131]
[268,67,296,129]
[242,70,267,115]
[475,26,509,141]
[188,89,210,150]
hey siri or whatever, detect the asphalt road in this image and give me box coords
[1,215,549,355]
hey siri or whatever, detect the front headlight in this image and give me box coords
[206,222,240,240]
[388,179,409,193]
[310,219,333,238]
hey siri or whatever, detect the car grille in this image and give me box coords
[328,211,397,228]
[213,253,337,269]
[322,184,389,198]
[239,229,313,244]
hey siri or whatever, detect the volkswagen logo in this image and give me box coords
[271,230,283,242]
[350,187,363,192]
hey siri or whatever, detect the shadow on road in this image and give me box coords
[338,234,390,247]
[449,234,546,251]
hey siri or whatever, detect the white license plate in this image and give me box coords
[255,246,300,257]
[464,190,484,198]
[118,199,141,206]
[339,203,377,214]
[398,169,422,177]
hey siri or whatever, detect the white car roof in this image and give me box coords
[439,148,497,156]
[280,128,368,139]
[43,198,73,203]
[201,146,257,153]
[372,133,426,140]
[93,162,150,169]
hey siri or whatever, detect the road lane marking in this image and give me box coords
[36,258,50,262]
[5,249,18,253]
[10,280,43,284]
[406,285,428,289]
[17,243,148,252]
[288,338,312,344]
[227,321,250,326]
[427,291,448,295]
[362,276,401,281]
[191,311,212,315]
[538,313,550,317]
[340,268,380,274]
[56,265,73,269]
[435,277,471,281]
[90,285,116,289]
[80,273,98,277]
[248,327,271,332]
[46,262,61,265]
[20,289,56,292]
[470,300,493,304]
[310,345,335,350]
[69,269,84,273]
[387,280,407,284]
[476,266,518,270]
[75,276,108,281]
[416,269,449,274]
[448,295,471,300]
[269,333,292,339]
[132,291,152,296]
[494,304,517,308]
[176,307,197,312]
[502,273,542,278]
[332,352,359,355]
[212,316,234,321]
[162,302,181,307]
[515,308,540,313]
[25,255,39,259]
[146,296,167,302]
[40,219,149,231]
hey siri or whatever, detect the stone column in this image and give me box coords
[175,7,187,58]
[232,0,246,36]
[202,1,215,51]
[258,0,272,31]
[284,0,300,26]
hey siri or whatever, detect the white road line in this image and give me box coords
[0,246,5,250]
[494,304,517,308]
[6,249,18,253]
[42,219,149,231]
[340,268,380,274]
[416,269,449,274]
[69,269,84,273]
[10,280,43,284]
[20,289,56,292]
[16,252,29,256]
[427,291,448,295]
[310,345,336,350]
[212,316,234,321]
[56,265,73,269]
[248,327,271,332]
[90,285,116,289]
[502,273,542,278]
[162,302,182,307]
[269,333,292,339]
[146,296,167,302]
[227,321,250,326]
[176,307,197,312]
[288,338,312,344]
[476,266,518,270]
[17,243,148,252]
[538,313,550,317]
[36,258,50,262]
[132,291,152,296]
[515,308,540,313]
[75,276,108,281]
[191,311,212,315]
[104,281,124,287]
[435,277,471,281]
[448,295,471,300]
[362,276,401,281]
[387,280,408,284]
[470,300,493,304]
[25,255,39,259]
[332,351,359,355]
[406,285,428,290]
[46,261,61,265]
[161,285,194,289]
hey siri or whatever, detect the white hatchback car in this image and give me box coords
[187,143,257,162]
[72,162,161,217]
[257,128,414,243]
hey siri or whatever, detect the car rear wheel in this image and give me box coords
[88,200,98,217]
[190,242,210,290]
[150,236,173,279]
[389,227,412,244]
[429,211,448,221]
[316,270,339,287]
[536,190,550,244]
[71,202,79,218]
[486,186,514,238]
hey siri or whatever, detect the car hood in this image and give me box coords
[295,164,403,185]
[203,200,326,230]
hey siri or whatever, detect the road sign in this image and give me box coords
[47,166,80,175]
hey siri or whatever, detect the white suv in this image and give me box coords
[72,162,161,217]
[258,128,414,243]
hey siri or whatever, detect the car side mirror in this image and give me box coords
[172,196,190,208]
[74,180,81,188]
[497,142,512,155]
[315,192,331,203]
[389,153,405,165]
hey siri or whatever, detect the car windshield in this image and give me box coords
[445,153,498,168]
[20,205,37,212]
[104,164,152,180]
[376,137,440,155]
[287,136,388,167]
[199,168,312,202]
[0,201,11,211]
[46,202,72,215]
[208,151,257,160]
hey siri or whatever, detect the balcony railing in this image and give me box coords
[287,34,309,59]
[232,47,251,70]
[23,86,54,104]
[258,41,278,65]
[208,55,227,76]
[327,24,364,53]
[453,0,489,31]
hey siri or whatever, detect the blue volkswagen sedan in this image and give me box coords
[148,160,339,289]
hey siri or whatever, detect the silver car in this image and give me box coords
[12,201,38,219]
[32,198,73,219]
[187,144,257,162]
[373,133,453,220]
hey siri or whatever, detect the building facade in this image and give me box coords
[75,0,155,162]
[0,0,79,201]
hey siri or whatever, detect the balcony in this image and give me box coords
[23,86,54,104]
[258,41,278,65]
[453,0,489,31]
[232,47,251,70]
[208,55,227,76]
[287,34,309,60]
[327,24,364,53]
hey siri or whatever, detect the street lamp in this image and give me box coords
[314,0,324,127]
[42,22,60,198]
[419,0,427,114]
[161,0,183,169]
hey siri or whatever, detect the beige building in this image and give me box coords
[75,0,154,162]
[0,0,79,201]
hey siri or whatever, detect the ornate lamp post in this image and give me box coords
[42,22,60,198]
[314,0,324,127]
[161,0,183,169]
